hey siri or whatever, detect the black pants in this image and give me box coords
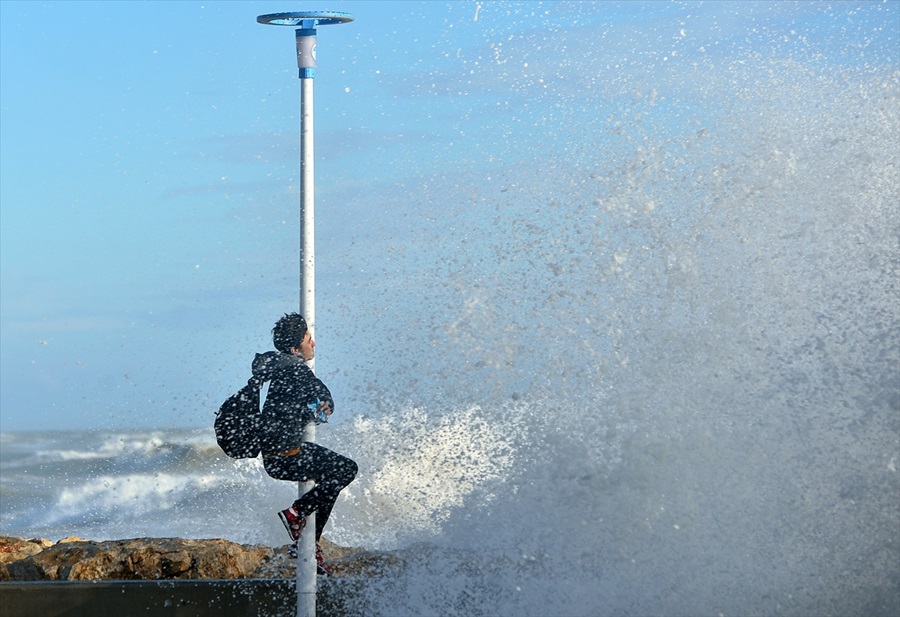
[263,442,358,541]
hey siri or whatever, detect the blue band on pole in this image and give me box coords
[299,68,316,79]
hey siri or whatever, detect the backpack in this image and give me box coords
[214,377,263,458]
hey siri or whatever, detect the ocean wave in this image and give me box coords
[53,472,229,515]
[35,429,215,462]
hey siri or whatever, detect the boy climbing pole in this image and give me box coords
[251,313,358,575]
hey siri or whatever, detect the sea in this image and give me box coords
[3,6,899,617]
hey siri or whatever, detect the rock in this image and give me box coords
[0,536,54,581]
[0,535,403,582]
[0,536,54,564]
[2,537,273,581]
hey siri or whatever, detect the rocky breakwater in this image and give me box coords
[0,535,402,582]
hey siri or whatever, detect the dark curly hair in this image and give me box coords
[272,313,308,353]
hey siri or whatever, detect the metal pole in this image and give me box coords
[297,42,317,617]
[257,12,354,617]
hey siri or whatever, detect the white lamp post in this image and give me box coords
[257,11,354,617]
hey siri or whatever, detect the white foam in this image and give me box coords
[320,404,518,548]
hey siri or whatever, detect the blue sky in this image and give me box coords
[1,0,896,432]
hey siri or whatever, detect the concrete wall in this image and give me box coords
[0,578,358,617]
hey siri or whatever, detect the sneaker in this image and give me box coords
[286,542,332,576]
[316,544,333,577]
[278,507,306,542]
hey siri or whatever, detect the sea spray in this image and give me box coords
[314,56,899,615]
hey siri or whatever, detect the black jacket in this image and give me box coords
[252,351,333,453]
